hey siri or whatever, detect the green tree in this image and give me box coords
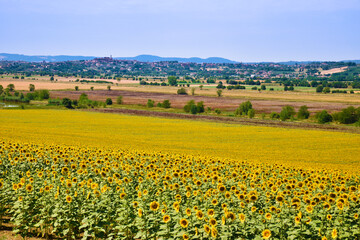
[323,87,330,93]
[7,84,15,91]
[199,85,203,90]
[261,85,266,90]
[50,76,54,81]
[168,76,178,86]
[280,106,296,121]
[235,101,252,116]
[316,85,323,93]
[177,88,187,95]
[248,109,255,118]
[216,89,222,97]
[184,100,196,113]
[162,100,171,108]
[29,84,35,92]
[90,86,94,91]
[316,110,333,124]
[75,86,79,91]
[107,85,111,91]
[190,104,198,114]
[116,96,123,104]
[297,105,310,119]
[336,106,360,124]
[62,98,73,109]
[270,112,280,119]
[191,88,195,95]
[147,99,155,108]
[106,98,113,105]
[0,85,3,95]
[38,90,50,100]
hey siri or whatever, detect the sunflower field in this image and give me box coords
[0,139,359,240]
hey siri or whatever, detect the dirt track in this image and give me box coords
[51,90,358,113]
[85,108,360,134]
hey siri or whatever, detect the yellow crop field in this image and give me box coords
[0,109,360,239]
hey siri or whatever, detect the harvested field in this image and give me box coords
[50,90,359,113]
[320,66,348,75]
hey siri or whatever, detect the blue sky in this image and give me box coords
[1,0,359,62]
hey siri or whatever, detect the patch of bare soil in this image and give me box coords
[85,108,360,134]
[51,90,359,113]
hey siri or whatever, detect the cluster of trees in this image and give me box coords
[0,84,49,103]
[183,100,205,115]
[146,99,171,108]
[234,101,255,118]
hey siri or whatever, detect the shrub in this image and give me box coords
[62,98,73,109]
[38,90,50,100]
[297,105,310,119]
[168,76,177,86]
[251,86,257,90]
[316,85,323,93]
[177,88,188,95]
[214,108,221,115]
[261,85,266,90]
[269,88,274,91]
[235,101,252,116]
[116,96,123,104]
[147,99,155,108]
[280,106,296,121]
[335,106,360,124]
[162,100,171,108]
[216,89,222,97]
[316,110,333,124]
[323,87,330,93]
[191,88,195,95]
[75,86,79,91]
[270,112,280,119]
[248,109,255,118]
[106,98,113,105]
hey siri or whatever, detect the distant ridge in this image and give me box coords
[0,53,359,64]
[0,53,237,64]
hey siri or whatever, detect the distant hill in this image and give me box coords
[0,53,237,64]
[116,55,238,64]
[0,53,95,62]
[0,53,359,65]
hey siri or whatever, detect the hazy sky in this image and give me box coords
[1,0,359,62]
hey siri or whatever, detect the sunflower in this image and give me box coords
[225,191,231,199]
[262,229,271,239]
[196,210,204,220]
[336,201,344,210]
[180,218,189,228]
[204,224,211,234]
[133,201,139,208]
[163,215,171,223]
[239,213,246,223]
[149,201,160,211]
[13,183,18,191]
[211,199,218,206]
[295,216,301,225]
[327,214,332,220]
[354,213,359,219]
[306,205,313,213]
[332,229,338,239]
[66,195,72,203]
[276,195,284,202]
[265,213,272,220]
[120,192,126,199]
[211,227,218,238]
[138,208,143,217]
[251,206,257,212]
[209,218,217,226]
[182,234,189,240]
[226,212,236,221]
[207,209,215,217]
[185,208,191,216]
[26,184,33,192]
